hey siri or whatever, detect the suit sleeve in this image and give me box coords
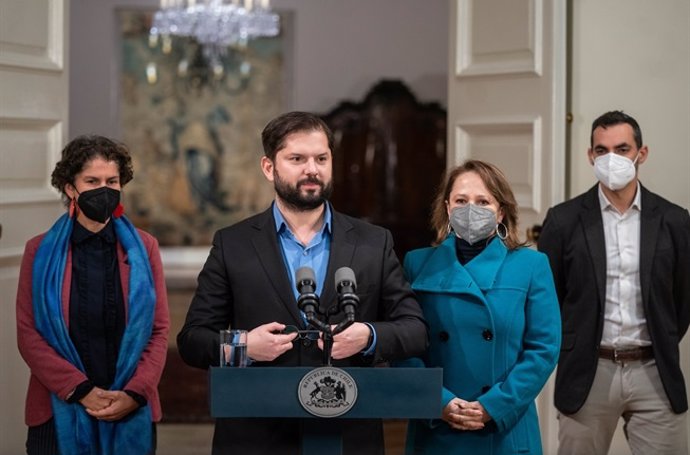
[177,231,233,369]
[369,230,428,364]
[674,208,690,339]
[478,253,561,432]
[392,252,428,369]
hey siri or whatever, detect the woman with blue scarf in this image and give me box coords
[16,135,170,455]
[398,160,560,455]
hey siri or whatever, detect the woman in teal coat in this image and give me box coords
[400,160,561,455]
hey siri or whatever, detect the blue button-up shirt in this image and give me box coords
[272,202,376,354]
[273,202,332,310]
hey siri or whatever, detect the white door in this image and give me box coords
[0,0,69,452]
[447,0,567,452]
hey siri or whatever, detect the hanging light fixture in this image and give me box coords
[148,0,279,90]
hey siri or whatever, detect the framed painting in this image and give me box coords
[117,9,283,246]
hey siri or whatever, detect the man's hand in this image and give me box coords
[320,322,371,360]
[441,398,489,431]
[246,322,298,361]
[85,390,139,421]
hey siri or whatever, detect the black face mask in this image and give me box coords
[75,186,121,223]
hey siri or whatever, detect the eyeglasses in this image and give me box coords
[281,325,322,340]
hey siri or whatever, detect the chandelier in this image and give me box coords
[149,0,280,72]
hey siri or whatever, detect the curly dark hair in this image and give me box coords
[51,135,133,205]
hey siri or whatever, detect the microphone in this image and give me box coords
[295,267,320,322]
[335,267,359,322]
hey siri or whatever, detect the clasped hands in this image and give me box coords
[246,321,371,362]
[442,397,491,431]
[79,387,139,421]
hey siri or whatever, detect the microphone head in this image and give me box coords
[335,266,356,291]
[296,266,316,291]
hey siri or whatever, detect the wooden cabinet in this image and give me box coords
[322,80,447,258]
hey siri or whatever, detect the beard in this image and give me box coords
[273,170,333,211]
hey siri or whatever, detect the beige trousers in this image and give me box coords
[557,358,687,455]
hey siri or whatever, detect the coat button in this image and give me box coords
[439,331,449,342]
[482,329,493,341]
[301,339,313,348]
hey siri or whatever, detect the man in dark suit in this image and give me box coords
[538,110,689,455]
[177,111,428,455]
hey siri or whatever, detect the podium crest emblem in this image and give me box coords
[298,367,358,417]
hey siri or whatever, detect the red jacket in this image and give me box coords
[16,227,170,426]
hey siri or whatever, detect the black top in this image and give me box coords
[69,221,125,390]
[454,235,493,265]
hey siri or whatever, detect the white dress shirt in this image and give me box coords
[598,182,651,348]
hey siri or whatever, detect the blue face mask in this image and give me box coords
[449,204,497,245]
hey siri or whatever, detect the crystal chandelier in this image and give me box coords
[150,0,280,68]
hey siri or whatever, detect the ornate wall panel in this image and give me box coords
[455,0,542,77]
[0,0,64,70]
[455,117,542,214]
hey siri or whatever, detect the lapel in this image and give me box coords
[322,211,356,309]
[250,207,304,325]
[580,185,607,309]
[411,236,506,303]
[639,185,660,308]
[463,237,508,290]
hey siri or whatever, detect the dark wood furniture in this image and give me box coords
[322,79,447,258]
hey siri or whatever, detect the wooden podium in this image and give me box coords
[209,366,442,455]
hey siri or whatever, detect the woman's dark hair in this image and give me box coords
[261,111,334,161]
[51,134,133,205]
[430,159,526,250]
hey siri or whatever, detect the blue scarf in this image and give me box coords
[32,213,155,455]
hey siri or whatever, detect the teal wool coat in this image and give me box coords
[400,236,561,455]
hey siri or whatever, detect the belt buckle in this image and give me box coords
[613,349,620,363]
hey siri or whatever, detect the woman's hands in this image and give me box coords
[80,387,139,421]
[442,397,491,431]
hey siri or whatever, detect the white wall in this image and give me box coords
[570,1,690,453]
[570,0,690,209]
[69,0,449,139]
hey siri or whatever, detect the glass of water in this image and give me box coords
[219,329,248,367]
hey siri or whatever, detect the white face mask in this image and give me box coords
[593,152,639,191]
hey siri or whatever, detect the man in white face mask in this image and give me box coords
[538,110,690,455]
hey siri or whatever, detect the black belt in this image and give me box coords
[599,346,653,362]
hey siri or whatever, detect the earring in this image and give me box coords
[69,198,77,218]
[113,202,124,218]
[496,222,508,240]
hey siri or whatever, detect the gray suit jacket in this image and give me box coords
[177,204,428,454]
[538,184,690,414]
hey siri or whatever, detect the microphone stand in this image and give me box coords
[303,313,335,366]
[322,328,334,366]
[308,306,355,366]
